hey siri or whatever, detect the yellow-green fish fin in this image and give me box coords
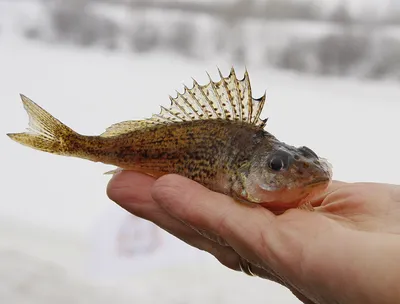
[100,68,267,137]
[100,120,158,137]
[162,67,268,126]
[103,167,123,175]
[7,94,79,155]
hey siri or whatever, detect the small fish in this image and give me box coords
[7,68,332,212]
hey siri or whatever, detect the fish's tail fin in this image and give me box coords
[7,94,83,156]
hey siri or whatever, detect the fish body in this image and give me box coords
[7,68,332,211]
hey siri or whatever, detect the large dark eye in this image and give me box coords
[299,146,318,159]
[268,151,291,171]
[269,157,285,171]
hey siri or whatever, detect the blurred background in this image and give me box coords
[1,0,400,303]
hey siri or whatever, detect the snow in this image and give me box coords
[1,1,400,304]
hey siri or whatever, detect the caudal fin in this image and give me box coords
[7,94,80,156]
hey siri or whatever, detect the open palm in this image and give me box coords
[107,172,400,304]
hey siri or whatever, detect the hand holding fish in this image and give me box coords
[108,171,400,304]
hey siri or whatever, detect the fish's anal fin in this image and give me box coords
[297,201,315,212]
[104,167,124,175]
[100,68,268,137]
[103,168,167,179]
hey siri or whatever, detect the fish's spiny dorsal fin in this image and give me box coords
[100,68,267,137]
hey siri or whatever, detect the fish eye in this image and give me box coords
[299,146,319,159]
[268,151,290,172]
[269,157,285,171]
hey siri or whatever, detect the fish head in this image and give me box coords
[247,143,332,207]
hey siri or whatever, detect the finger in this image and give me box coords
[151,174,277,263]
[107,171,230,245]
[291,289,318,304]
[310,180,350,207]
[107,171,236,264]
[237,256,288,284]
[236,257,313,300]
[106,170,158,217]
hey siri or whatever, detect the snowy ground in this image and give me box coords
[2,7,400,304]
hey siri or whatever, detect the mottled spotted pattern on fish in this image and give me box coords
[7,68,332,210]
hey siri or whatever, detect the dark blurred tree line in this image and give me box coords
[22,0,400,80]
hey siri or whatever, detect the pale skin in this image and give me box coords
[107,171,400,304]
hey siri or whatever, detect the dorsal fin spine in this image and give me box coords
[169,95,191,120]
[178,89,202,119]
[192,79,219,119]
[183,84,207,119]
[254,91,266,124]
[160,106,183,122]
[217,68,237,120]
[152,114,172,122]
[244,69,253,123]
[192,78,219,117]
[206,72,226,119]
[230,67,243,121]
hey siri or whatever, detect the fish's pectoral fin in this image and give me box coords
[231,180,261,206]
[230,163,261,206]
[297,201,315,212]
[231,191,258,207]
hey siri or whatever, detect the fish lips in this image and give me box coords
[303,177,331,188]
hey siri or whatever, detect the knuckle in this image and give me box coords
[152,175,181,202]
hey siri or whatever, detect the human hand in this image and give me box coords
[107,171,400,304]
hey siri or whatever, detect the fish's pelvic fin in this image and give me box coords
[297,201,315,212]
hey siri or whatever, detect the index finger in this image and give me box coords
[151,174,277,259]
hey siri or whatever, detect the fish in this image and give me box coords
[7,68,332,212]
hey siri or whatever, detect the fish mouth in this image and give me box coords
[304,177,330,187]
